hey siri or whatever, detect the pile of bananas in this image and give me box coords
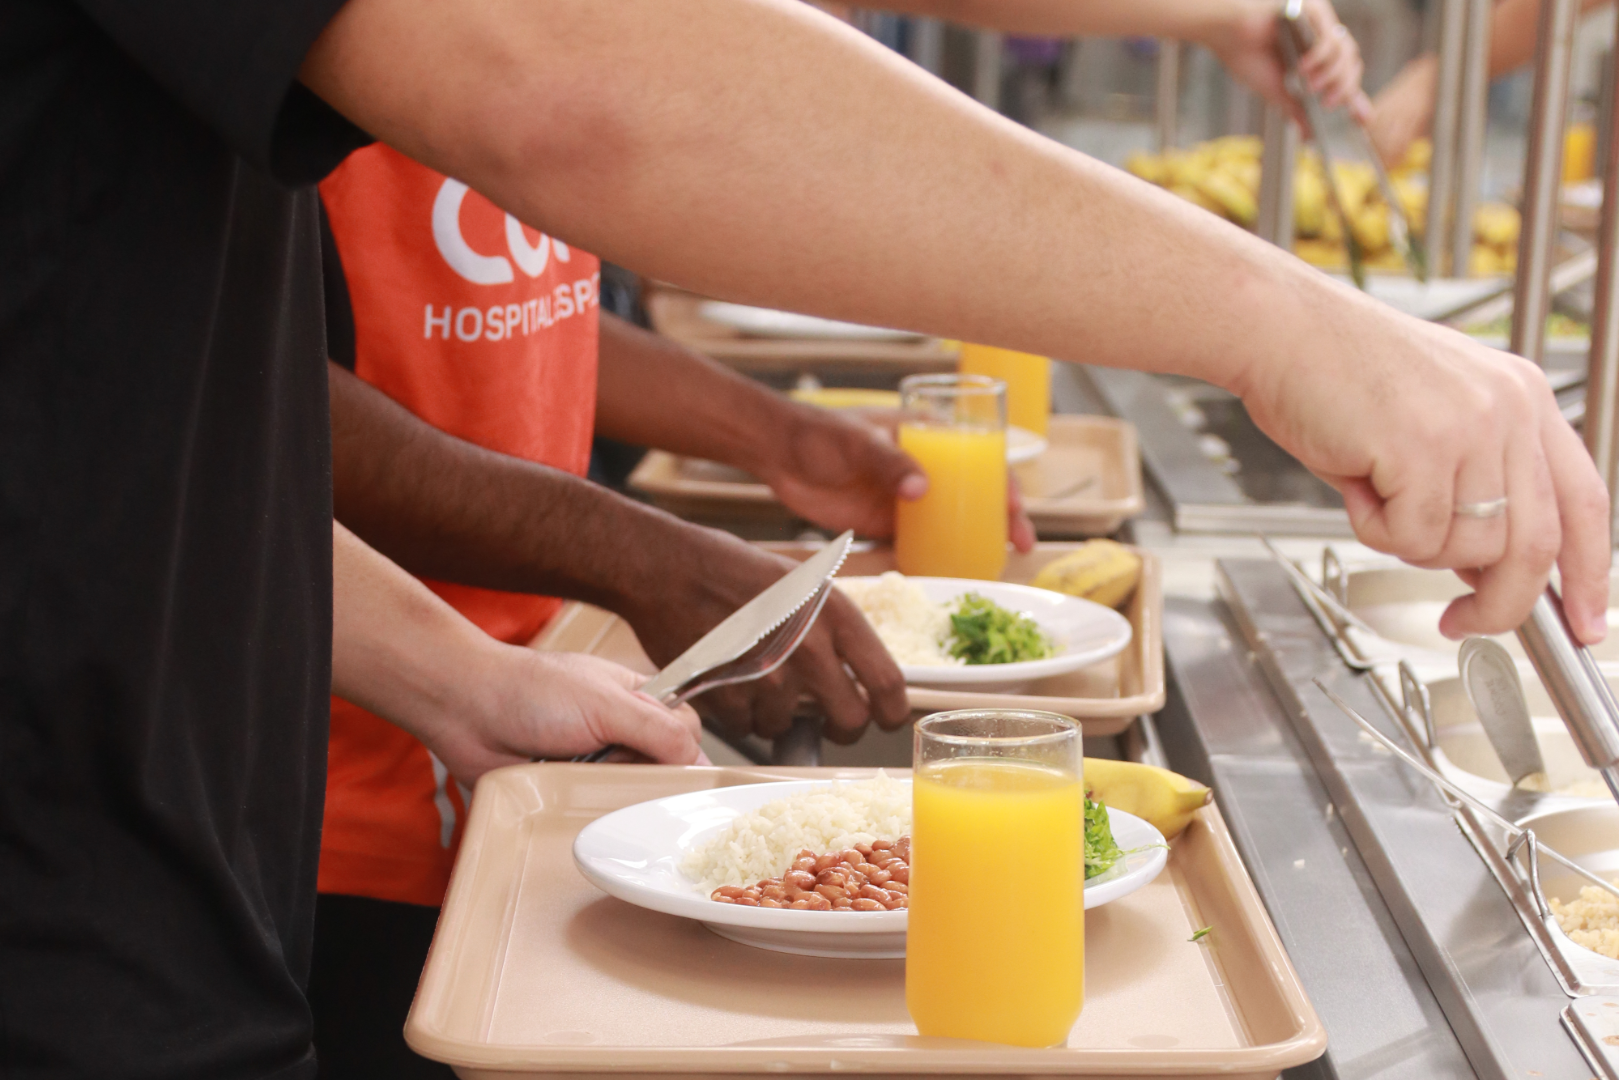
[1124,136,1522,277]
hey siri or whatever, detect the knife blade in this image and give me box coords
[639,530,854,705]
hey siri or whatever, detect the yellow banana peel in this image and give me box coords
[1084,758,1212,840]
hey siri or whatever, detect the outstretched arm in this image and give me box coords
[302,0,1609,640]
[594,312,1035,547]
[330,362,910,743]
[1368,0,1610,164]
[870,0,1368,118]
[331,519,703,782]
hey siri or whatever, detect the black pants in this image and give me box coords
[309,893,455,1079]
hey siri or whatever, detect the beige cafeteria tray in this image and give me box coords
[629,415,1145,538]
[406,765,1325,1079]
[530,542,1164,737]
[645,286,959,375]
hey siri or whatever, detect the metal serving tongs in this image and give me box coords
[1314,678,1619,914]
[1276,0,1426,287]
[1515,586,1619,810]
[1261,537,1381,672]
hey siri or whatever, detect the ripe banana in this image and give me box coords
[1029,540,1142,610]
[1083,758,1211,840]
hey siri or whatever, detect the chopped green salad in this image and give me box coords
[946,593,1053,665]
[1084,796,1124,880]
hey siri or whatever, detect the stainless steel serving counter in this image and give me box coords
[1158,558,1588,1078]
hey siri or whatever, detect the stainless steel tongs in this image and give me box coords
[1277,0,1426,287]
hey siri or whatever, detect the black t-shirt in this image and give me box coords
[0,1,368,1076]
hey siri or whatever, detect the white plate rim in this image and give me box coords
[571,778,1168,940]
[837,577,1132,687]
[698,301,922,341]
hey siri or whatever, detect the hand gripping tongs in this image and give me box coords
[1276,0,1427,288]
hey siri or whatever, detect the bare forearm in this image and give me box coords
[1489,0,1610,77]
[301,0,1356,399]
[594,312,798,467]
[331,520,500,744]
[872,0,1242,41]
[330,361,710,613]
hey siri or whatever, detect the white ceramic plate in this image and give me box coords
[841,578,1132,692]
[699,301,922,341]
[573,779,1167,959]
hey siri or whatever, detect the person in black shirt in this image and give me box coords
[3,0,1609,1078]
[2,1,363,1076]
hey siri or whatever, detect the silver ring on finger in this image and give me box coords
[1454,496,1508,519]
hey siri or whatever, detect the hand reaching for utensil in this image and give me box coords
[331,521,703,785]
[616,530,910,745]
[1199,0,1370,127]
[1233,291,1611,644]
[422,651,706,780]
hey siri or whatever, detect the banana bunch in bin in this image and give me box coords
[1124,136,1521,278]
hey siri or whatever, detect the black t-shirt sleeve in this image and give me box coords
[74,0,371,184]
[318,199,357,371]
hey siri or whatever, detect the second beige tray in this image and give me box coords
[406,764,1325,1079]
[629,414,1145,538]
[531,542,1163,737]
[646,287,959,375]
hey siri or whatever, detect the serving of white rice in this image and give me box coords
[836,572,960,667]
[681,774,911,892]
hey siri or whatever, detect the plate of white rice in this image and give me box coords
[573,773,1165,959]
[573,775,913,957]
[835,573,1132,692]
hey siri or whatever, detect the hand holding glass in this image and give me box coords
[894,374,1008,581]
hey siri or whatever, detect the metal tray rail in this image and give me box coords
[1216,558,1586,1080]
[1375,660,1619,999]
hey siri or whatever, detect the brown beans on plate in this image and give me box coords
[709,837,910,912]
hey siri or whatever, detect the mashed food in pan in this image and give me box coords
[1551,884,1619,959]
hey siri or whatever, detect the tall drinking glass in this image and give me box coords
[958,343,1051,438]
[894,374,1007,581]
[906,710,1084,1048]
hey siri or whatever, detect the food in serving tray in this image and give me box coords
[1550,884,1619,959]
[683,774,1137,912]
[1030,540,1142,610]
[681,774,911,892]
[1516,772,1612,799]
[1083,758,1211,840]
[712,840,911,910]
[837,572,1053,666]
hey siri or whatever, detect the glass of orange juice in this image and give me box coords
[894,374,1007,580]
[958,343,1051,438]
[907,710,1084,1047]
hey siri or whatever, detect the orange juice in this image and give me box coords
[1566,122,1597,184]
[907,759,1085,1047]
[895,423,1007,580]
[959,344,1051,437]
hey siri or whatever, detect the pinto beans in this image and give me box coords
[709,837,911,912]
